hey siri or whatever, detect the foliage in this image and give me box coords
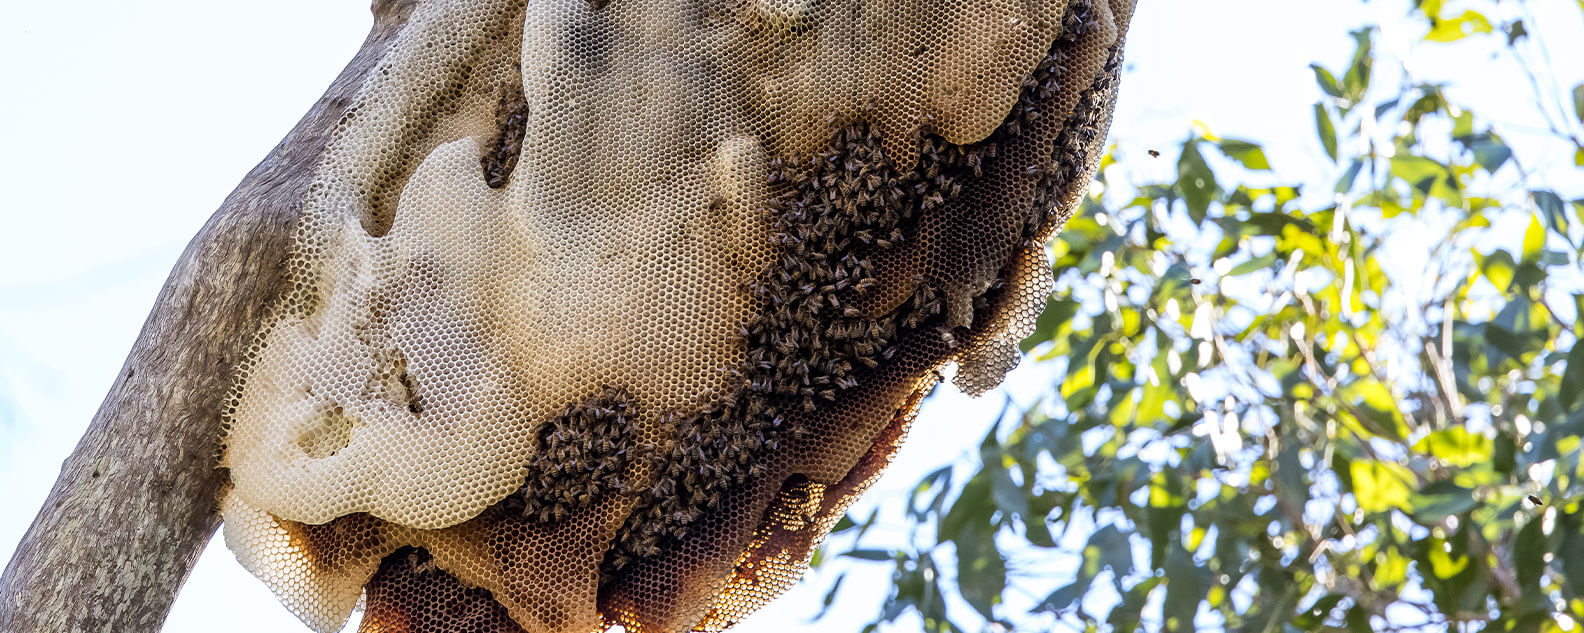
[819,2,1584,631]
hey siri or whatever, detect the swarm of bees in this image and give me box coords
[601,0,1126,578]
[481,79,530,189]
[507,387,641,523]
[604,118,965,574]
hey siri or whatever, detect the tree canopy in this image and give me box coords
[813,1,1584,631]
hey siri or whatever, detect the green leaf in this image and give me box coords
[831,514,858,533]
[1522,213,1545,263]
[1533,189,1570,238]
[1562,339,1584,410]
[907,466,953,518]
[1217,139,1272,170]
[1344,379,1408,440]
[990,462,1030,520]
[1342,29,1374,104]
[939,473,993,546]
[1469,134,1512,172]
[1408,480,1478,523]
[1350,460,1414,513]
[1426,10,1493,42]
[1507,19,1529,44]
[954,521,1006,621]
[1153,262,1197,301]
[1574,82,1584,125]
[1021,297,1079,352]
[1086,525,1134,577]
[1514,515,1548,588]
[1275,443,1310,511]
[1390,155,1458,207]
[1336,157,1365,193]
[1035,575,1091,614]
[1315,104,1339,161]
[1486,295,1542,365]
[1561,516,1584,597]
[1293,594,1346,629]
[1426,538,1469,578]
[1415,427,1493,467]
[1311,63,1344,99]
[1478,250,1517,292]
[1226,252,1277,277]
[842,549,894,561]
[1176,141,1218,222]
[1346,605,1373,633]
[1162,545,1205,632]
[815,574,846,620]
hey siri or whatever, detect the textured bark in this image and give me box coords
[0,3,418,631]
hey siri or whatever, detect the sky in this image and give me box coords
[2,1,1580,632]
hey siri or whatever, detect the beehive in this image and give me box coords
[218,1,1137,631]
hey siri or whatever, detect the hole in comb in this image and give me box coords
[297,406,355,459]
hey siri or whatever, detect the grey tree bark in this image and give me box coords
[0,3,417,630]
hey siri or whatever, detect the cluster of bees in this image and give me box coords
[506,387,641,523]
[362,547,521,633]
[481,80,529,189]
[599,108,1037,573]
[485,0,1126,589]
[1031,2,1121,231]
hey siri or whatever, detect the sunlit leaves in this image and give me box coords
[1522,214,1546,263]
[1416,428,1493,468]
[1350,460,1415,513]
[1214,139,1272,171]
[1389,155,1462,210]
[1425,10,1493,42]
[841,4,1583,632]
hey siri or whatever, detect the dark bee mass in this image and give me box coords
[399,371,425,414]
[600,117,986,574]
[481,75,529,189]
[364,548,527,633]
[595,0,1126,579]
[506,387,640,523]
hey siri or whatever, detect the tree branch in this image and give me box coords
[0,4,416,631]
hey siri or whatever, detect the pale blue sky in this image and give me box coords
[2,2,1580,632]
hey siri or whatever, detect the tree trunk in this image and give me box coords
[0,3,417,630]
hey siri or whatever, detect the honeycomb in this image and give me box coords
[217,0,1137,631]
